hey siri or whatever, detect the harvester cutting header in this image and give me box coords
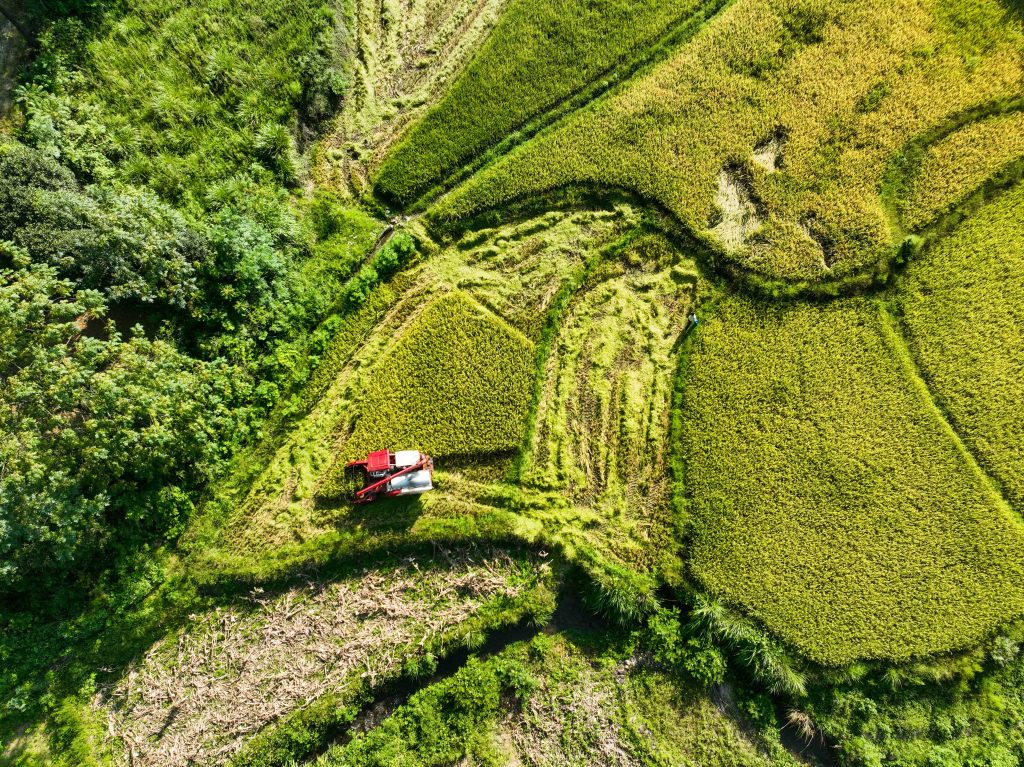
[343,449,434,504]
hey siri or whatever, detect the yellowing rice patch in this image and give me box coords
[680,295,1024,664]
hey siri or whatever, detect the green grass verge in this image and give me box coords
[680,293,1024,664]
[808,619,1024,765]
[894,182,1024,513]
[373,0,709,206]
[315,631,794,766]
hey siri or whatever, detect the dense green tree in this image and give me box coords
[0,143,204,307]
[0,259,251,591]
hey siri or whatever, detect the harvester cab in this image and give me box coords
[342,449,434,504]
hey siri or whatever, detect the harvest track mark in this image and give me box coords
[315,0,511,194]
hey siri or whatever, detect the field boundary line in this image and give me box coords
[400,0,737,211]
[880,96,1024,243]
[876,303,1023,525]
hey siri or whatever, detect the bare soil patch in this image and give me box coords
[97,550,540,767]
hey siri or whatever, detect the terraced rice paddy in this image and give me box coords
[209,12,1024,660]
[94,550,549,767]
[373,0,712,205]
[199,210,629,561]
[897,108,1024,232]
[14,0,1024,761]
[431,0,1024,285]
[896,183,1024,513]
[679,295,1024,663]
[175,0,1024,679]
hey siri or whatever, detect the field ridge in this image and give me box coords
[880,95,1024,241]
[388,0,737,210]
[878,304,1022,524]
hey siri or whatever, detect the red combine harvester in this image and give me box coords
[342,449,434,504]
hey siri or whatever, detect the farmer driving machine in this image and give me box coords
[342,449,434,504]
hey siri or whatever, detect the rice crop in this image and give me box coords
[342,291,535,460]
[895,183,1024,514]
[195,211,629,562]
[314,0,511,196]
[97,550,548,767]
[431,0,1024,285]
[898,110,1024,231]
[522,236,698,572]
[680,294,1024,664]
[373,0,708,205]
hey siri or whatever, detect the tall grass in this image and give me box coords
[40,0,342,205]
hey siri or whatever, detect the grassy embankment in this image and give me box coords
[315,631,797,766]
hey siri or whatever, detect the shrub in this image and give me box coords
[317,655,534,767]
[0,265,251,592]
[643,609,727,687]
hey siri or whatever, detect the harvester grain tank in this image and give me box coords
[343,449,434,504]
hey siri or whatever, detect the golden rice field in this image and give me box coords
[430,0,1023,286]
[11,0,1024,762]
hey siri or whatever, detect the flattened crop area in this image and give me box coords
[522,236,698,572]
